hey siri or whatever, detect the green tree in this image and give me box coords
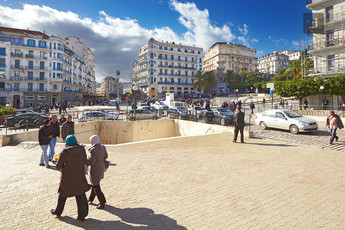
[326,74,345,98]
[203,72,217,96]
[273,68,293,81]
[193,70,205,98]
[223,70,242,90]
[286,59,301,81]
[275,78,319,108]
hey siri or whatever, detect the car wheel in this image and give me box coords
[220,118,226,126]
[259,121,267,130]
[289,125,299,134]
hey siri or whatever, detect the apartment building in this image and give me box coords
[306,0,345,78]
[257,51,290,77]
[131,38,203,98]
[204,42,257,94]
[281,50,302,60]
[0,26,96,108]
[102,76,122,99]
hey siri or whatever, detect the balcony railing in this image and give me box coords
[157,65,197,70]
[9,76,47,81]
[310,37,345,52]
[4,88,47,92]
[157,82,193,85]
[11,53,23,57]
[25,54,47,59]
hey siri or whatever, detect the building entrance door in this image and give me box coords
[13,95,20,108]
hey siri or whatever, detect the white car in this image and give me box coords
[137,102,150,110]
[78,111,119,122]
[153,101,169,110]
[255,109,318,134]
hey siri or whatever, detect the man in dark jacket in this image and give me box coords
[49,115,60,161]
[233,107,245,143]
[59,114,66,126]
[250,101,255,114]
[326,111,344,144]
[61,115,75,141]
[38,119,52,168]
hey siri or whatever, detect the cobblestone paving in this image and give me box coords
[251,122,345,152]
[1,133,345,229]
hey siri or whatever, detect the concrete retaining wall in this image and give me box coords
[0,119,245,146]
[98,120,176,144]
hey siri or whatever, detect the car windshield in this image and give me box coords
[284,111,302,118]
[217,108,233,114]
[176,107,186,111]
[195,107,206,110]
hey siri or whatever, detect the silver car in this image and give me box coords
[255,109,318,134]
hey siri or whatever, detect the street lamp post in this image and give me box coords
[132,85,138,120]
[116,70,120,103]
[236,89,239,101]
[271,87,275,109]
[320,85,324,110]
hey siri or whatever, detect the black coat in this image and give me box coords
[61,121,75,139]
[50,121,60,138]
[38,125,52,145]
[234,111,245,128]
[326,114,344,129]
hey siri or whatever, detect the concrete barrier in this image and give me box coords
[0,119,248,146]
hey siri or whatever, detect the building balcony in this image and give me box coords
[0,64,6,68]
[306,0,336,9]
[157,65,197,70]
[11,65,25,70]
[25,54,47,59]
[158,73,195,77]
[4,88,47,92]
[9,76,47,81]
[309,37,345,53]
[157,81,193,86]
[11,53,23,58]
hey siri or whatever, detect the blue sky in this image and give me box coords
[0,0,311,81]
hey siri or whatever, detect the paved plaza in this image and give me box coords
[1,133,345,229]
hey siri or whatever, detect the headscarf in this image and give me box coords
[65,135,78,146]
[90,135,101,146]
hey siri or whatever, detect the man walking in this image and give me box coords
[249,101,255,114]
[49,115,60,161]
[326,111,344,144]
[61,115,75,142]
[233,107,245,143]
[38,120,53,168]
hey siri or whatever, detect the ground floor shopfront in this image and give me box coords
[3,92,84,108]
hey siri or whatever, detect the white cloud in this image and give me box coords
[238,24,248,36]
[251,38,259,43]
[292,40,300,48]
[0,2,248,81]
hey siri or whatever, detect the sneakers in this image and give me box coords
[39,163,45,166]
[335,137,339,142]
[46,165,50,168]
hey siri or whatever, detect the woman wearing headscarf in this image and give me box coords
[86,135,108,209]
[51,135,90,221]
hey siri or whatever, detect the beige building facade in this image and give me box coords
[204,42,257,95]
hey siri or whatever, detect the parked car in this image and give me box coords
[167,106,189,119]
[137,102,150,110]
[127,109,158,121]
[141,106,158,113]
[5,113,49,128]
[170,101,187,108]
[255,109,318,134]
[153,101,169,110]
[194,106,208,118]
[203,108,234,126]
[78,111,119,122]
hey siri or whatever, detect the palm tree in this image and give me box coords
[203,72,217,96]
[301,59,314,77]
[286,59,301,81]
[193,71,205,98]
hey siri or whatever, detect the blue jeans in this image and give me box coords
[40,145,49,166]
[49,137,57,160]
[330,127,338,143]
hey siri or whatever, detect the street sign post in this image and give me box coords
[266,83,275,109]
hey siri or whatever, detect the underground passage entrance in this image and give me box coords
[2,119,234,146]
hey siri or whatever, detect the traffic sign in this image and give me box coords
[266,83,275,89]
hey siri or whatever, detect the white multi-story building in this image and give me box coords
[281,50,302,60]
[131,38,203,98]
[204,42,257,94]
[306,0,345,78]
[0,26,96,108]
[102,76,122,99]
[257,51,290,77]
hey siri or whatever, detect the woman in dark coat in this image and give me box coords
[86,135,108,209]
[51,135,90,221]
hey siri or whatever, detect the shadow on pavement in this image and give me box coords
[58,204,186,230]
[244,142,297,147]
